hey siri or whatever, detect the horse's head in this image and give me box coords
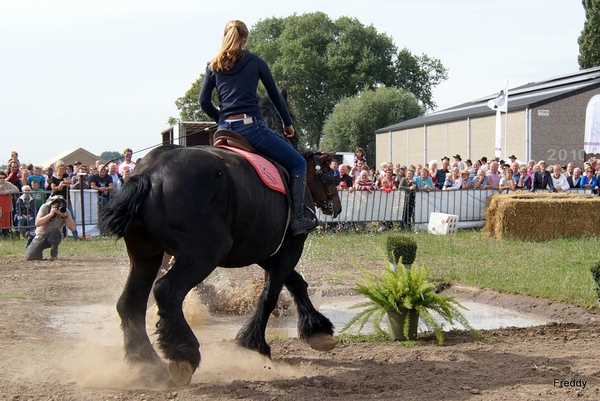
[260,88,299,150]
[305,151,342,217]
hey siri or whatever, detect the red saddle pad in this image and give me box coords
[218,145,286,195]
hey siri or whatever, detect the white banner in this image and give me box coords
[494,109,502,158]
[584,94,600,157]
[487,83,508,159]
[70,189,100,236]
[487,84,508,113]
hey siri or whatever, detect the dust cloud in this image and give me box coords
[52,289,309,390]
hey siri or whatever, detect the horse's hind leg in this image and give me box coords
[117,246,167,379]
[285,270,337,351]
[152,254,217,386]
[236,262,289,357]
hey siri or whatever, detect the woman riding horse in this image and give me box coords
[100,146,341,386]
[199,19,317,236]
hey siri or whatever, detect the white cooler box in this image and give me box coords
[428,213,458,235]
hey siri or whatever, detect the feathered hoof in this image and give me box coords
[307,333,338,351]
[168,360,195,386]
[139,360,172,384]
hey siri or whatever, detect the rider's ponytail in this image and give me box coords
[209,20,248,72]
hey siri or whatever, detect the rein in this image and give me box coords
[102,125,219,168]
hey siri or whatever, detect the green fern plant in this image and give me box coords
[386,234,417,266]
[340,265,477,344]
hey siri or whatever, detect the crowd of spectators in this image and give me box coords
[334,149,599,195]
[1,148,138,239]
[6,145,598,236]
[332,148,600,231]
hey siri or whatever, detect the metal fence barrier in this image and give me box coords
[3,187,596,237]
[0,189,104,238]
[316,188,596,230]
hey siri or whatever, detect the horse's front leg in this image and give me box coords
[117,249,167,380]
[285,270,337,351]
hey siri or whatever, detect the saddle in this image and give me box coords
[213,130,256,153]
[213,129,287,195]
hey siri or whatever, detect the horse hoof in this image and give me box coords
[307,333,338,351]
[138,360,171,383]
[167,360,195,386]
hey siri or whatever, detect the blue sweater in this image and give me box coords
[199,51,292,126]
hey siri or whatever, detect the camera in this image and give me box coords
[58,204,67,213]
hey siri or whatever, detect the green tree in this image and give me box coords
[578,0,600,69]
[321,87,423,163]
[249,13,402,147]
[100,151,123,163]
[395,48,448,111]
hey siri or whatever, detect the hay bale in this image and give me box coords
[484,192,600,241]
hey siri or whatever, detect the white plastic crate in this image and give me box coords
[428,213,458,235]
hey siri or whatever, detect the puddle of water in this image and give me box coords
[48,295,547,345]
[453,300,547,330]
[312,297,547,333]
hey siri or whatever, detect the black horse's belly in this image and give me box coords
[215,150,289,267]
[219,185,288,267]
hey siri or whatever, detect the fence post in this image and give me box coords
[79,183,86,240]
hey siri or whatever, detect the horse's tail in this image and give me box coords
[99,173,152,239]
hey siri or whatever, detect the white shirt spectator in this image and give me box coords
[551,172,570,192]
[117,161,136,175]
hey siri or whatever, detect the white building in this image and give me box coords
[375,66,600,167]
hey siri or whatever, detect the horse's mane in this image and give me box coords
[300,149,321,159]
[259,88,299,151]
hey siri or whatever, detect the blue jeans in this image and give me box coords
[218,118,306,175]
[15,215,35,233]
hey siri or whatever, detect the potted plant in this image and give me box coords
[340,265,477,343]
[386,234,417,270]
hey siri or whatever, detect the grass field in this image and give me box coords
[2,229,599,307]
[0,236,127,258]
[303,229,600,307]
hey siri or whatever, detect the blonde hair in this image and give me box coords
[54,160,65,170]
[209,20,249,72]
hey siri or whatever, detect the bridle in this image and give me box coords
[311,154,336,215]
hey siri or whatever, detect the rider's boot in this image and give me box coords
[290,172,319,236]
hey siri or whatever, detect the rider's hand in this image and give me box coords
[284,125,295,138]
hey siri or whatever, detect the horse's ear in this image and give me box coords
[318,152,335,165]
[280,87,288,102]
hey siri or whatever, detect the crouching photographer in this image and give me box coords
[25,195,76,261]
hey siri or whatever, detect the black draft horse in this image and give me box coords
[100,108,342,387]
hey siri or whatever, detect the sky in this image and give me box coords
[0,1,586,165]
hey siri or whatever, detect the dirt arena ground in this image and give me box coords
[1,254,599,400]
